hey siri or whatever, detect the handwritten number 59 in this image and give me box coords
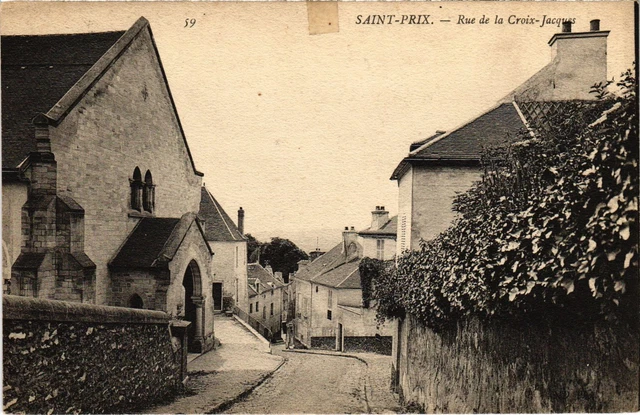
[184,18,196,28]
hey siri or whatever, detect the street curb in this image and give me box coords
[205,356,287,414]
[282,349,372,413]
[232,315,271,352]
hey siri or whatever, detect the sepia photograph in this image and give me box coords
[1,1,638,413]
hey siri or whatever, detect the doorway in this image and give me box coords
[182,260,203,352]
[212,282,223,311]
[337,323,344,352]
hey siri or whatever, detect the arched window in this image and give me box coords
[129,293,144,309]
[130,167,143,211]
[143,170,155,213]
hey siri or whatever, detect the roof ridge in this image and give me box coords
[45,17,148,123]
[336,266,359,288]
[409,101,506,157]
[511,101,537,139]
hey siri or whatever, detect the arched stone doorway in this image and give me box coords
[182,260,204,352]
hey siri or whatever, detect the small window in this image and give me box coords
[315,285,318,293]
[250,303,253,313]
[328,289,333,308]
[143,170,155,213]
[270,303,274,316]
[263,306,266,319]
[130,167,143,211]
[327,310,332,320]
[256,301,259,311]
[235,246,239,268]
[376,239,385,260]
[271,289,274,296]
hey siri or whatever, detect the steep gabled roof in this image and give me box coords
[391,103,527,180]
[2,31,124,169]
[247,263,285,297]
[198,187,245,242]
[2,17,203,177]
[358,216,398,237]
[294,242,363,289]
[109,213,212,269]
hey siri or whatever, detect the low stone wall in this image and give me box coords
[310,336,335,350]
[395,314,639,413]
[3,295,183,414]
[344,336,392,355]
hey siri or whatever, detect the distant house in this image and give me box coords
[247,262,286,341]
[391,20,610,255]
[199,187,248,312]
[292,207,396,354]
[1,18,217,352]
[308,248,326,263]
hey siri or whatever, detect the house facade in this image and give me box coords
[199,187,248,312]
[247,262,285,341]
[292,207,396,354]
[392,20,610,255]
[2,18,217,352]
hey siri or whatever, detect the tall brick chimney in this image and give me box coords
[237,207,244,235]
[371,206,390,231]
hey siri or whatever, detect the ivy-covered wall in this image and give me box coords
[3,295,183,414]
[396,314,638,413]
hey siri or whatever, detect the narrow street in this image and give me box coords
[224,348,368,414]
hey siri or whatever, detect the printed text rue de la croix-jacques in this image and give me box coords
[355,14,576,27]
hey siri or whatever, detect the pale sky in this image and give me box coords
[1,1,635,251]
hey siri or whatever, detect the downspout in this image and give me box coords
[309,281,313,345]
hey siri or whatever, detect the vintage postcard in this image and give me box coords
[1,1,637,414]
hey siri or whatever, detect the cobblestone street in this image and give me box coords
[225,347,368,414]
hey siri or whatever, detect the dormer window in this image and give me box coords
[130,167,143,211]
[143,170,155,213]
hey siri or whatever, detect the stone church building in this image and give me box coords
[2,17,216,352]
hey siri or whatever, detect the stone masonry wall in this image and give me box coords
[395,314,639,413]
[3,295,182,414]
[50,26,202,305]
[344,336,392,355]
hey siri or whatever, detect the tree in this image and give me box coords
[260,237,309,280]
[245,233,263,263]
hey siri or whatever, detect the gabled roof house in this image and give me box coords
[292,207,397,354]
[199,187,248,312]
[392,20,610,254]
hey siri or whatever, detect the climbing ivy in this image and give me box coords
[373,67,638,329]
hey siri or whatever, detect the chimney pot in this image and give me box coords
[345,226,349,231]
[561,21,572,33]
[381,206,385,211]
[590,19,600,31]
[350,226,355,231]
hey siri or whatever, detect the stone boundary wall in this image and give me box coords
[394,314,639,413]
[310,336,335,350]
[3,295,182,414]
[344,336,392,355]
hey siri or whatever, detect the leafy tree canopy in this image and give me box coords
[261,237,309,279]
